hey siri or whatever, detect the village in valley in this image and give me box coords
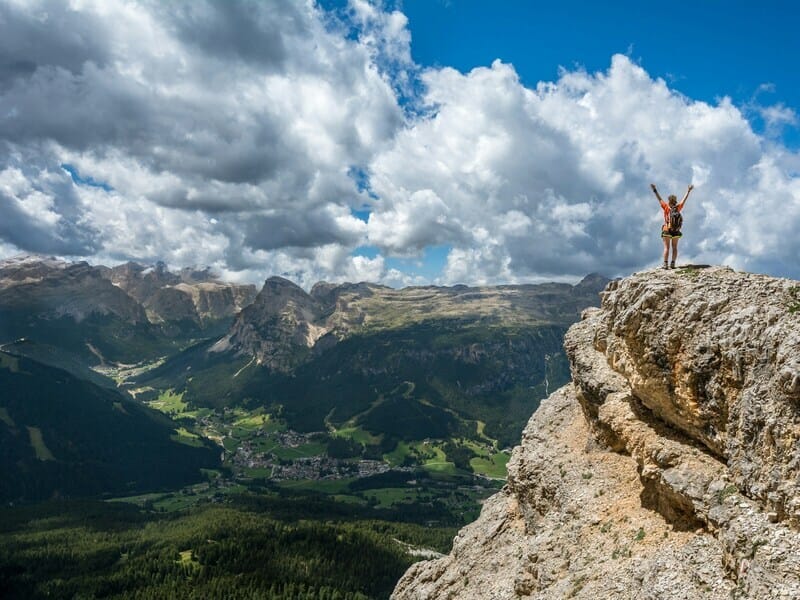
[109,386,506,518]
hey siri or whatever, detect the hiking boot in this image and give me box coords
[662,262,669,270]
[670,261,676,269]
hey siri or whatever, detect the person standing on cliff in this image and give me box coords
[650,183,693,269]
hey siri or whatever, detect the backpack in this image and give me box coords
[668,206,683,231]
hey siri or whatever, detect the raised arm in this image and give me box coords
[680,184,694,206]
[650,183,665,204]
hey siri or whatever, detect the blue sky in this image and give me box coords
[1,0,799,286]
[372,0,800,143]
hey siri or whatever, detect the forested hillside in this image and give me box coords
[0,351,219,503]
[0,496,453,600]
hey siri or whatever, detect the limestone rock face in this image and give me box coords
[211,276,328,371]
[106,261,256,326]
[175,281,256,322]
[589,267,800,522]
[393,266,800,599]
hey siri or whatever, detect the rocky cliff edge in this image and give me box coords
[393,266,800,599]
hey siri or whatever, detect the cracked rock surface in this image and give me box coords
[393,266,800,599]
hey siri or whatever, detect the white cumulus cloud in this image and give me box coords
[0,0,405,283]
[366,54,800,281]
[0,1,798,285]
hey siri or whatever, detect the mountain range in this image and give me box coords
[0,255,609,499]
[0,255,255,367]
[136,271,610,447]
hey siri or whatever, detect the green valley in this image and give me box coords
[137,318,573,448]
[0,256,608,598]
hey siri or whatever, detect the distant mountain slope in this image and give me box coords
[210,275,609,370]
[0,339,117,390]
[0,256,168,364]
[138,275,609,447]
[0,351,219,503]
[0,256,256,365]
[104,260,256,336]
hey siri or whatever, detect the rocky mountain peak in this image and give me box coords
[178,266,216,284]
[247,276,324,322]
[574,272,611,290]
[107,261,180,299]
[210,276,327,371]
[0,256,257,365]
[105,260,256,327]
[0,255,147,324]
[262,275,311,296]
[309,281,385,316]
[393,266,800,599]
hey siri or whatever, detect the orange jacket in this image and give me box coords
[660,201,685,228]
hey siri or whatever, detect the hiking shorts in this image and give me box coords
[661,228,682,238]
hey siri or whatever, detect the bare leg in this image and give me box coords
[671,238,679,266]
[662,237,670,263]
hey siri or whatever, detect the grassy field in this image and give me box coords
[383,441,406,465]
[461,439,510,479]
[181,406,215,420]
[421,445,457,474]
[222,436,240,452]
[470,452,510,479]
[383,440,460,475]
[233,411,271,428]
[0,406,16,427]
[171,427,206,447]
[334,425,383,445]
[271,441,329,460]
[26,426,55,461]
[383,441,420,466]
[147,389,188,414]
